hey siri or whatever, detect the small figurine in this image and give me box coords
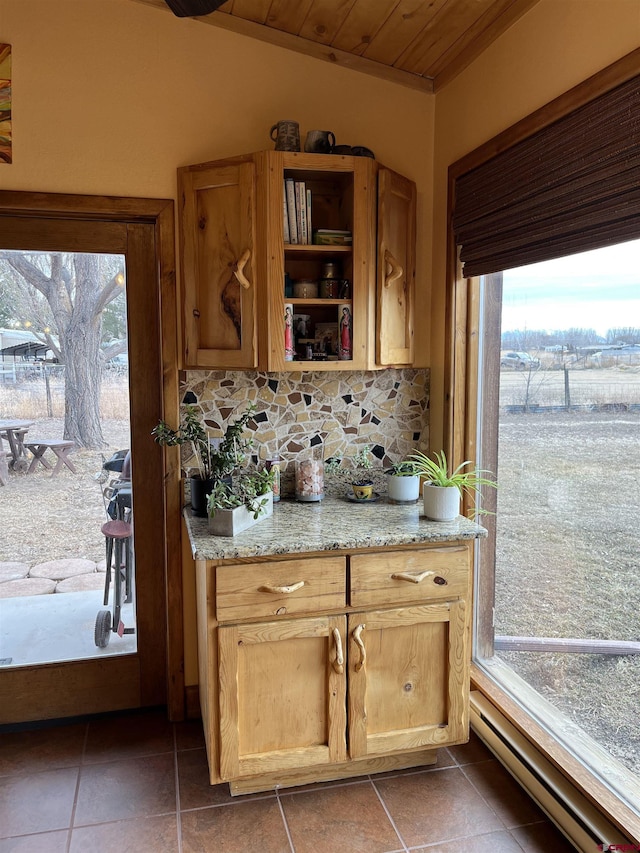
[284,304,294,361]
[339,305,352,360]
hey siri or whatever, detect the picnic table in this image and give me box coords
[23,439,77,477]
[0,420,35,471]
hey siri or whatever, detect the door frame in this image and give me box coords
[0,190,184,722]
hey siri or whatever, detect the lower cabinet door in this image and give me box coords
[348,601,469,759]
[218,615,347,780]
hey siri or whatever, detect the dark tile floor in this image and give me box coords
[0,707,576,852]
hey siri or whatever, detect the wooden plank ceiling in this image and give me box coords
[133,0,541,92]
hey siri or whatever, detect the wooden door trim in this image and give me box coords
[0,191,183,721]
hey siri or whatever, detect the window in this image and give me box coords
[474,239,640,815]
[446,52,640,836]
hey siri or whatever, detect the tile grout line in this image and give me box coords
[65,720,90,853]
[458,758,549,834]
[457,762,513,832]
[275,788,296,853]
[370,777,410,853]
[173,724,184,853]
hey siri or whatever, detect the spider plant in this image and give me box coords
[409,450,497,499]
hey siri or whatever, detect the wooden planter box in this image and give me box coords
[208,492,273,537]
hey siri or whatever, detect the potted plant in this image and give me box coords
[152,403,256,517]
[409,449,497,521]
[207,467,275,536]
[385,460,421,502]
[350,444,374,500]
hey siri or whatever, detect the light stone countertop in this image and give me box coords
[184,495,487,562]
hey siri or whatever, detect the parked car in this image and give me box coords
[500,351,540,369]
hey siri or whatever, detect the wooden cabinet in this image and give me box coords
[218,615,347,780]
[196,542,472,794]
[178,151,416,371]
[348,601,468,759]
[180,162,257,369]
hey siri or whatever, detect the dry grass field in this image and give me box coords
[0,374,130,565]
[495,408,640,775]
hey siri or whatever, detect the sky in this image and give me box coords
[501,239,640,337]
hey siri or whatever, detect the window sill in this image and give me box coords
[471,660,640,844]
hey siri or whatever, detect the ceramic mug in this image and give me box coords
[304,130,336,154]
[270,120,300,152]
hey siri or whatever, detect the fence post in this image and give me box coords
[44,365,53,418]
[564,366,571,410]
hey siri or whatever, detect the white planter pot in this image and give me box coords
[208,492,273,537]
[422,484,460,521]
[387,474,420,502]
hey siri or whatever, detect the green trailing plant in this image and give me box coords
[351,444,374,486]
[386,460,421,476]
[152,402,256,480]
[324,456,342,475]
[409,449,497,502]
[206,468,276,519]
[352,444,373,470]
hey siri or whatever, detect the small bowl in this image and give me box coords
[351,481,374,500]
[352,146,375,159]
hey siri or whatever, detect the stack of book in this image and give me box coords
[312,229,353,246]
[283,178,312,245]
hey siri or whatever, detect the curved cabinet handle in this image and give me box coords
[353,623,366,672]
[384,249,403,289]
[332,627,344,675]
[258,581,305,595]
[233,248,252,290]
[391,570,435,584]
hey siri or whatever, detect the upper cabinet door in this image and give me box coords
[376,168,416,366]
[179,162,257,369]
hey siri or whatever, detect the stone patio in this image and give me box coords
[0,558,107,598]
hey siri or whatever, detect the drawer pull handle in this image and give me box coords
[233,248,252,290]
[332,628,344,675]
[353,623,366,672]
[259,581,305,595]
[391,570,434,584]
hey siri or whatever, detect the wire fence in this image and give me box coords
[499,366,640,412]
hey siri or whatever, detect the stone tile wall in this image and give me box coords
[180,368,429,494]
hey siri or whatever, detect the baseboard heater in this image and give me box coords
[470,691,633,852]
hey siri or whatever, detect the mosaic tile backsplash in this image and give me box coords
[180,368,429,496]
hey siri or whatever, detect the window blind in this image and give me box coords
[452,73,640,277]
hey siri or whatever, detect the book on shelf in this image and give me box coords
[295,181,308,244]
[282,189,290,244]
[312,228,352,246]
[306,188,312,246]
[284,178,298,244]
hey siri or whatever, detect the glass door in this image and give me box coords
[0,199,177,723]
[0,250,136,665]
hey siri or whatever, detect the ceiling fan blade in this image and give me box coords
[163,0,226,16]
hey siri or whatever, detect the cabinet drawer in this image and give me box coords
[217,556,346,622]
[350,547,470,608]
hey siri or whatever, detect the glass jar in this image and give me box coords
[294,459,324,502]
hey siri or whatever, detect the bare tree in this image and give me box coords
[0,251,125,448]
[606,327,640,345]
